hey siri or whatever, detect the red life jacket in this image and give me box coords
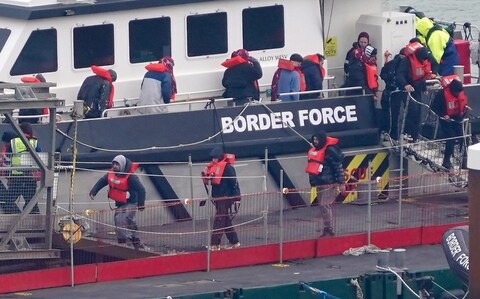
[91,65,115,109]
[304,54,326,79]
[277,59,294,71]
[305,137,339,175]
[441,75,467,117]
[364,63,379,90]
[404,42,431,82]
[145,63,168,72]
[107,163,139,203]
[202,160,227,185]
[221,56,247,68]
[295,68,306,92]
[21,76,41,83]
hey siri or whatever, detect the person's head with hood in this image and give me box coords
[209,147,224,162]
[311,131,327,150]
[416,17,435,39]
[112,154,129,174]
[290,53,303,68]
[404,6,426,20]
[160,56,175,71]
[20,122,33,136]
[357,32,370,49]
[108,69,117,82]
[449,78,464,98]
[231,49,250,61]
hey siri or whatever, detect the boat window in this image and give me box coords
[73,24,114,69]
[0,28,10,54]
[186,12,227,57]
[242,5,285,51]
[129,17,171,63]
[10,29,58,76]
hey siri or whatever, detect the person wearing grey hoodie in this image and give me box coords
[89,155,146,249]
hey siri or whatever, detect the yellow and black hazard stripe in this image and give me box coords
[335,151,390,203]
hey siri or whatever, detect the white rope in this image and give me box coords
[376,265,420,298]
[55,103,252,153]
[350,278,364,299]
[342,244,383,256]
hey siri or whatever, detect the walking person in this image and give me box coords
[89,155,146,249]
[201,147,241,251]
[430,76,468,169]
[138,56,177,114]
[306,131,345,237]
[77,65,117,118]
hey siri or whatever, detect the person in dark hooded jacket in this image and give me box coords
[201,147,241,251]
[300,54,325,100]
[89,155,146,249]
[306,131,345,237]
[221,49,262,106]
[77,66,117,119]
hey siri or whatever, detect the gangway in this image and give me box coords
[0,82,64,260]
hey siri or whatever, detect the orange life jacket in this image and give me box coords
[364,63,379,90]
[91,65,115,109]
[221,56,247,68]
[107,163,139,203]
[305,137,339,175]
[304,54,325,79]
[404,42,431,82]
[277,59,294,71]
[441,75,467,117]
[21,77,41,83]
[295,68,306,91]
[145,63,168,72]
[202,160,227,185]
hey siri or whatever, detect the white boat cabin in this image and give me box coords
[0,0,383,106]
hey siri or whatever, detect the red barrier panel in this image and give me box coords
[454,39,471,83]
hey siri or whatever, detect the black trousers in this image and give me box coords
[5,177,39,214]
[390,91,422,140]
[211,199,239,246]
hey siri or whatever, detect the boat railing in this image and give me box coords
[101,97,235,117]
[278,86,364,98]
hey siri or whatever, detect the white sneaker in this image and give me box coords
[224,242,241,249]
[210,245,221,251]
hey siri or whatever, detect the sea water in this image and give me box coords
[383,0,480,25]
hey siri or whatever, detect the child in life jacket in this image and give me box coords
[430,76,468,169]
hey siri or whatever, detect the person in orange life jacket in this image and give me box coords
[18,73,48,124]
[201,147,241,251]
[431,77,467,170]
[306,131,345,237]
[344,32,370,80]
[3,123,41,214]
[89,155,146,248]
[391,41,432,141]
[270,53,304,102]
[77,66,117,119]
[222,49,263,106]
[138,56,177,114]
[300,54,325,100]
[345,45,379,98]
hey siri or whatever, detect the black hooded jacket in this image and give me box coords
[308,134,345,186]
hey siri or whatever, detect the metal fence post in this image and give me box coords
[206,181,212,272]
[188,155,195,231]
[367,160,372,245]
[279,169,284,265]
[264,148,268,244]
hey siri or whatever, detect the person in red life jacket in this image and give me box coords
[89,155,146,249]
[201,147,241,251]
[18,73,48,124]
[300,54,325,100]
[431,77,468,169]
[306,131,345,237]
[345,45,379,98]
[270,53,303,102]
[344,32,370,80]
[138,56,177,114]
[391,41,432,141]
[3,123,42,214]
[221,49,263,106]
[77,66,117,119]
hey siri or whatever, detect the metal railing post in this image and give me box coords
[188,155,195,231]
[264,148,269,244]
[279,170,284,265]
[367,160,372,245]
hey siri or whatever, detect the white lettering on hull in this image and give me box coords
[222,105,357,134]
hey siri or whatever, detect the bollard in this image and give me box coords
[393,248,406,269]
[376,250,390,268]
